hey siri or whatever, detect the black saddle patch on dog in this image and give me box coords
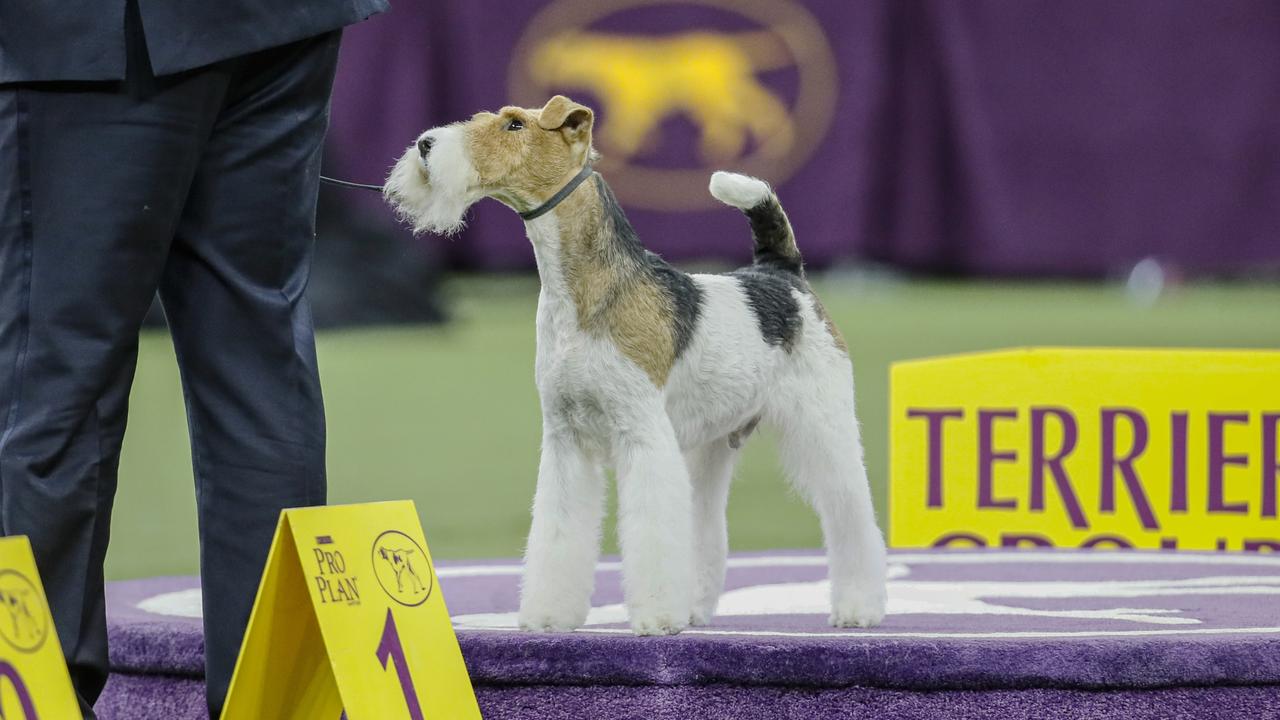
[647,255,702,357]
[731,266,805,351]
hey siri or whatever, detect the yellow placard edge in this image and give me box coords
[221,514,342,720]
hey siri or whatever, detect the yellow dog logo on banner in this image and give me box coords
[510,0,837,210]
[530,31,796,164]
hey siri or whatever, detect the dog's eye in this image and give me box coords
[506,119,524,131]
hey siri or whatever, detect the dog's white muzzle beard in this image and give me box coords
[383,125,480,236]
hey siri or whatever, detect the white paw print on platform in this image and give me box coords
[135,552,1280,638]
[450,561,1280,630]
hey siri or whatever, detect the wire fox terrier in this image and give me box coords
[384,96,887,635]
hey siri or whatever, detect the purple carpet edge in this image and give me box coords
[453,631,1280,691]
[97,674,1280,720]
[107,620,1280,691]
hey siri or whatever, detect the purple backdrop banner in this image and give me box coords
[328,0,1280,276]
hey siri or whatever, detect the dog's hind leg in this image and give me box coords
[686,440,738,625]
[616,412,694,635]
[519,430,606,632]
[770,371,887,628]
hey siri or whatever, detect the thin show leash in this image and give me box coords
[318,162,595,220]
[319,175,384,192]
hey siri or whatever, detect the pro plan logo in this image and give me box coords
[509,0,837,210]
[0,569,48,654]
[372,531,433,607]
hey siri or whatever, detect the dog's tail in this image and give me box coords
[708,171,802,275]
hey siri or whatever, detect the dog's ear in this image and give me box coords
[538,95,594,143]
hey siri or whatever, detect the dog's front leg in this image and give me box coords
[519,430,606,632]
[616,415,693,636]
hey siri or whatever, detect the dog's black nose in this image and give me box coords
[417,137,434,157]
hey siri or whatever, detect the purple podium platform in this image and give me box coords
[99,550,1280,719]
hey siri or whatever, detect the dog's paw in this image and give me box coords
[689,607,715,627]
[690,598,720,626]
[830,588,887,629]
[519,616,582,633]
[518,607,585,633]
[630,611,689,636]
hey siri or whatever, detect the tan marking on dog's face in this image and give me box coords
[462,96,595,213]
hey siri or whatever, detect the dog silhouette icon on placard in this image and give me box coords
[371,531,433,607]
[0,572,49,653]
[378,547,426,596]
[0,587,36,641]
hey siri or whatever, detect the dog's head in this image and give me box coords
[383,96,596,235]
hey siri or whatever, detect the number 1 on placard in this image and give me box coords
[376,609,425,720]
[0,662,39,720]
[337,610,426,720]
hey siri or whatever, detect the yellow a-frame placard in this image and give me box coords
[222,501,481,719]
[0,535,82,719]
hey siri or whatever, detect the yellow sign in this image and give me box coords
[0,536,82,720]
[222,501,481,720]
[890,348,1280,551]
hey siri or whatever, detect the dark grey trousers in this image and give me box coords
[0,19,337,719]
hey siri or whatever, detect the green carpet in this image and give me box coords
[107,276,1280,579]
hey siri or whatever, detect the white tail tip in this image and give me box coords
[709,171,772,210]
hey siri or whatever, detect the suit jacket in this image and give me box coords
[0,0,388,83]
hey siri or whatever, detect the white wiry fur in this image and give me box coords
[383,125,480,235]
[514,194,886,637]
[708,170,772,209]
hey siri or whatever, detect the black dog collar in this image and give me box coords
[519,163,595,221]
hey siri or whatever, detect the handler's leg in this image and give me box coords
[157,31,341,718]
[0,74,217,714]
